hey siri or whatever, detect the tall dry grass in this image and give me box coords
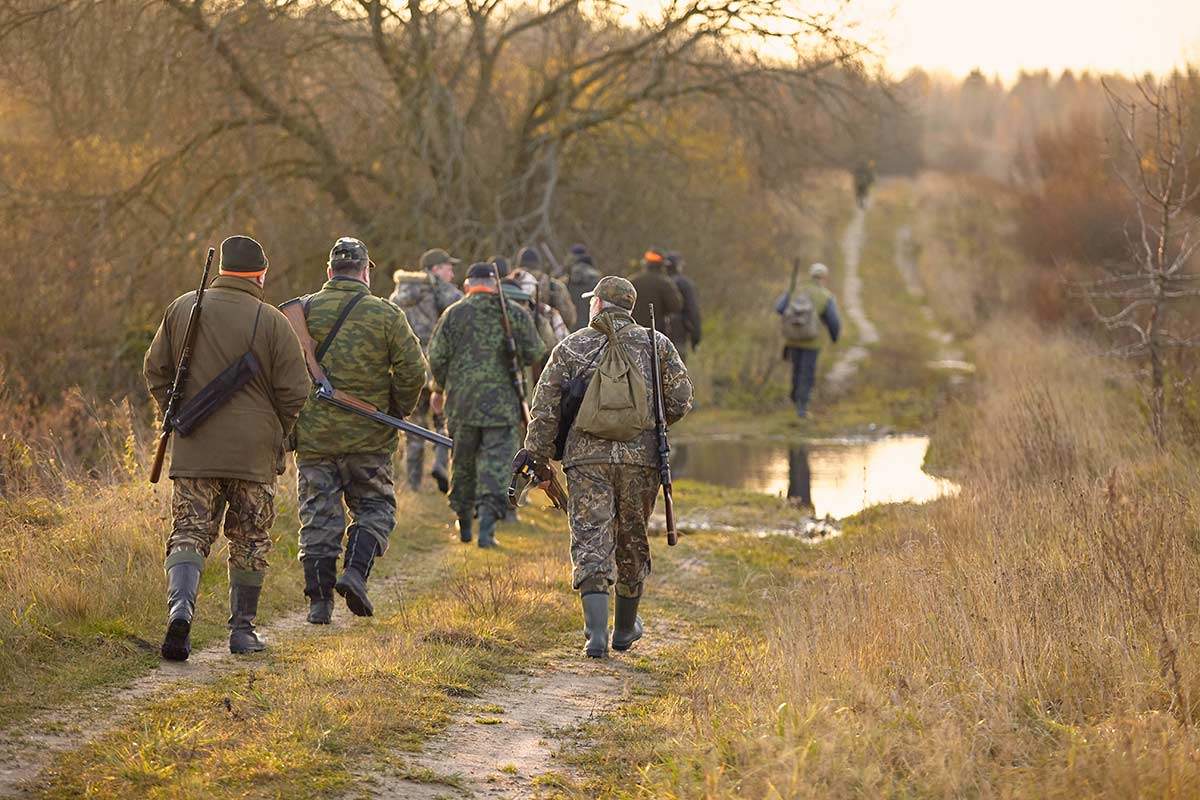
[633,321,1200,797]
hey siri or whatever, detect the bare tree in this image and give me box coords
[1079,76,1200,447]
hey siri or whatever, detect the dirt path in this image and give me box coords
[366,618,687,799]
[0,567,421,798]
[893,224,975,381]
[826,202,878,395]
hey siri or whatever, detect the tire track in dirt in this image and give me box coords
[825,202,878,396]
[0,563,424,798]
[893,223,975,382]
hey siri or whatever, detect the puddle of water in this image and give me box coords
[673,435,958,519]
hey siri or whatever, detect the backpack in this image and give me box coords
[781,290,820,342]
[390,270,439,345]
[574,314,651,442]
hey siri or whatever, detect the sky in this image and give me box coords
[851,0,1200,81]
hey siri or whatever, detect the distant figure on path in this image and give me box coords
[144,236,310,661]
[775,262,841,418]
[565,244,600,332]
[853,161,875,209]
[664,251,701,360]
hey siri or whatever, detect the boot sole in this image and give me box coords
[335,581,374,617]
[230,642,267,654]
[611,634,642,652]
[585,648,609,658]
[161,619,191,662]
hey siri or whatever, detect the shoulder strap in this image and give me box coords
[315,292,367,363]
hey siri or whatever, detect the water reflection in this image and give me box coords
[673,435,958,519]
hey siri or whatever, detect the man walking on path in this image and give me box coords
[524,276,693,658]
[390,248,463,493]
[294,238,427,622]
[628,249,683,337]
[428,263,545,548]
[775,262,841,418]
[664,251,701,360]
[565,244,600,331]
[144,235,310,661]
[510,246,577,331]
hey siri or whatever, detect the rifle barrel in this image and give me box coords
[648,304,678,546]
[150,247,214,483]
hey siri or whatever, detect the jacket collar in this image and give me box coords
[322,276,371,294]
[210,275,265,299]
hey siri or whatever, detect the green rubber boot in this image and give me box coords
[581,592,609,658]
[611,594,644,652]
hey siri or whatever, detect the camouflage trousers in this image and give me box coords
[166,477,275,579]
[447,423,517,520]
[297,453,396,561]
[404,388,450,490]
[565,464,658,598]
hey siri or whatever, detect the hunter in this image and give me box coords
[510,246,577,331]
[144,235,310,661]
[294,238,427,622]
[775,262,841,418]
[428,262,545,548]
[565,244,600,332]
[389,248,463,493]
[628,249,683,337]
[664,251,702,360]
[524,276,693,658]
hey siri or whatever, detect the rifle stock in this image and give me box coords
[648,304,678,546]
[150,247,215,484]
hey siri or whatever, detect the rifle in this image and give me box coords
[494,265,531,426]
[539,242,563,278]
[278,299,453,449]
[150,247,214,484]
[509,448,568,513]
[648,304,678,546]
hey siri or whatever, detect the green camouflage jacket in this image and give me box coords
[294,277,427,457]
[525,308,693,468]
[427,289,546,428]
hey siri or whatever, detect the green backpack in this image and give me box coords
[574,313,651,442]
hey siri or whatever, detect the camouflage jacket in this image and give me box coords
[525,308,693,468]
[388,270,462,350]
[427,289,546,428]
[294,277,427,457]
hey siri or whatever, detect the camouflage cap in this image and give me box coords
[582,275,636,310]
[219,235,268,274]
[329,237,368,266]
[420,248,460,269]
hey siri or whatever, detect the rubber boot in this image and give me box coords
[161,562,201,662]
[303,557,336,625]
[457,515,473,543]
[431,464,450,495]
[477,507,499,549]
[581,592,609,658]
[228,580,267,654]
[335,528,379,617]
[611,594,644,652]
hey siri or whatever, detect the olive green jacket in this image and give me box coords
[293,277,427,458]
[144,276,310,483]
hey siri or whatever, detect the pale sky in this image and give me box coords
[851,0,1200,81]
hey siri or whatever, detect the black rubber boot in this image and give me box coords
[431,465,450,495]
[457,515,473,543]
[477,508,499,549]
[581,592,609,658]
[303,557,336,625]
[611,594,644,652]
[335,529,379,617]
[161,562,201,662]
[228,581,267,654]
